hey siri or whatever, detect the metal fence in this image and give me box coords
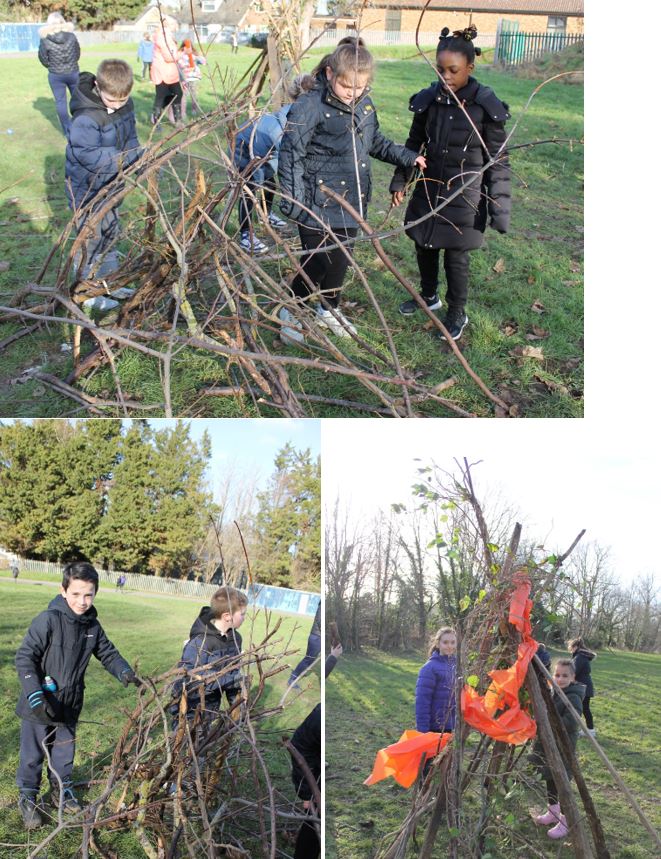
[309,28,496,49]
[494,30,583,65]
[4,555,320,617]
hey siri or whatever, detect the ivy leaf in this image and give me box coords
[466,674,480,688]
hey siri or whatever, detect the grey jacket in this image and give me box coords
[278,82,419,229]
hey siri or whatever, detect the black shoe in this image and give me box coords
[439,309,468,341]
[18,792,44,830]
[399,293,442,316]
[51,785,82,814]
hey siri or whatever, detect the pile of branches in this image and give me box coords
[24,617,317,859]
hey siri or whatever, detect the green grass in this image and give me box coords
[0,45,583,417]
[0,576,318,858]
[326,647,661,858]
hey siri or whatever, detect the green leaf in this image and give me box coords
[477,588,487,603]
[466,674,479,688]
[459,595,471,612]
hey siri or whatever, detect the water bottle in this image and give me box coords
[43,676,57,693]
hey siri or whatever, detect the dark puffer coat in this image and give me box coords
[15,594,132,726]
[290,703,320,801]
[390,77,511,250]
[572,649,595,697]
[172,607,243,712]
[38,22,80,75]
[530,680,586,780]
[415,651,457,733]
[278,81,419,229]
[65,72,141,210]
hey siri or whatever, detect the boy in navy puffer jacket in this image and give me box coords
[415,626,457,733]
[14,562,137,829]
[65,59,142,295]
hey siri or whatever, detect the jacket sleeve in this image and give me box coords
[93,625,132,681]
[560,689,583,733]
[277,96,319,221]
[390,109,427,193]
[38,39,49,69]
[369,111,419,169]
[15,613,51,702]
[123,113,143,169]
[414,662,435,733]
[73,35,81,64]
[482,118,510,233]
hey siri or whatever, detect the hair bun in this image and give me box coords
[475,46,482,56]
[440,27,450,38]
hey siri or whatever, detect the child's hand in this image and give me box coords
[121,669,140,687]
[331,643,343,658]
[391,190,406,207]
[414,155,427,170]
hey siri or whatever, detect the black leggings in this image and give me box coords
[415,244,470,311]
[545,777,559,805]
[583,696,594,730]
[238,178,276,235]
[153,82,183,116]
[290,225,358,308]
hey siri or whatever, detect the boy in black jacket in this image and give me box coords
[15,562,138,829]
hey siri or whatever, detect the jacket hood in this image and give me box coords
[69,72,104,117]
[39,21,75,40]
[48,593,98,624]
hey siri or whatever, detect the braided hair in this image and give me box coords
[437,25,482,63]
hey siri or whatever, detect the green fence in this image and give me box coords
[495,30,583,65]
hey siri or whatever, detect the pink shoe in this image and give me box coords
[548,814,569,839]
[534,803,561,826]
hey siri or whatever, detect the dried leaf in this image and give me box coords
[526,326,549,341]
[493,257,506,274]
[510,345,545,361]
[569,260,581,273]
[531,299,545,314]
[423,319,437,331]
[502,323,517,337]
[527,275,535,284]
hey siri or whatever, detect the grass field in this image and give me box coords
[0,43,583,417]
[326,646,661,859]
[0,575,318,859]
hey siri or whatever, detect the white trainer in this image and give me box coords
[278,306,305,345]
[82,295,120,313]
[316,305,357,338]
[268,213,288,229]
[239,232,268,255]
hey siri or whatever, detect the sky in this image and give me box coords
[322,420,658,586]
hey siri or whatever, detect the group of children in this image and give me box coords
[61,25,511,342]
[415,625,596,841]
[12,564,312,835]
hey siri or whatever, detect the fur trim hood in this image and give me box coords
[39,20,74,39]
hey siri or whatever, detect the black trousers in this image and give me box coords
[291,226,358,308]
[545,776,559,805]
[16,720,76,792]
[415,244,470,311]
[294,818,320,859]
[238,178,276,235]
[153,82,183,116]
[583,696,594,730]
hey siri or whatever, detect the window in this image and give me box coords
[202,0,218,11]
[385,8,401,32]
[547,16,567,32]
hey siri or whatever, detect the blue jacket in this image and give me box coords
[415,651,457,733]
[232,105,291,185]
[15,594,131,726]
[65,72,142,210]
[137,40,154,63]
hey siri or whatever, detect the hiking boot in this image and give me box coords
[51,786,82,814]
[278,306,305,346]
[399,293,442,315]
[438,308,468,341]
[18,791,44,830]
[239,232,268,255]
[267,213,288,229]
[315,305,357,338]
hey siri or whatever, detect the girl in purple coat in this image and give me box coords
[415,626,457,733]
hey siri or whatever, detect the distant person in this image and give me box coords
[37,11,81,135]
[150,16,183,126]
[390,26,511,341]
[137,32,154,81]
[289,703,320,859]
[178,39,206,119]
[14,562,138,830]
[231,30,239,54]
[10,558,20,581]
[415,626,457,733]
[232,73,315,255]
[288,602,321,688]
[116,574,126,592]
[529,658,585,840]
[568,636,596,737]
[65,59,142,288]
[536,642,551,670]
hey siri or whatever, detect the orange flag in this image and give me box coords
[364,730,452,789]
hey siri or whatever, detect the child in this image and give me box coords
[171,586,247,737]
[178,39,206,120]
[288,600,321,687]
[390,26,511,341]
[530,658,585,839]
[65,59,142,295]
[277,41,426,343]
[137,32,154,81]
[37,11,80,135]
[568,637,596,737]
[415,626,457,733]
[14,562,137,829]
[289,703,321,859]
[150,16,183,126]
[232,74,315,255]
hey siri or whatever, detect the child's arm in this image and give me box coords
[16,614,52,705]
[37,40,49,69]
[369,111,424,171]
[277,96,320,222]
[389,109,428,205]
[476,90,511,234]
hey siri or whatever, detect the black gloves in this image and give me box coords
[121,669,140,688]
[28,690,58,725]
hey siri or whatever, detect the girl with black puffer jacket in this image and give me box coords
[391,26,511,342]
[38,12,81,135]
[569,636,597,736]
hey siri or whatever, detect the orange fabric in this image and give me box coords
[364,730,452,788]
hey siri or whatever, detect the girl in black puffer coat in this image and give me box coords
[568,637,597,735]
[38,12,80,135]
[391,26,511,341]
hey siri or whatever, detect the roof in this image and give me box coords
[177,0,253,26]
[367,0,583,14]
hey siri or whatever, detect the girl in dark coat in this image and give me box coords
[391,26,511,340]
[278,41,425,343]
[530,658,585,840]
[415,626,457,733]
[568,637,596,735]
[38,12,80,135]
